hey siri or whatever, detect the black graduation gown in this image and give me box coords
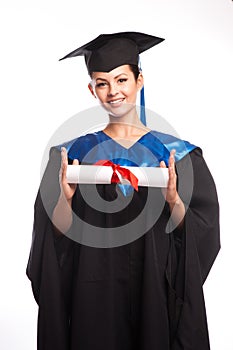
[26,146,220,350]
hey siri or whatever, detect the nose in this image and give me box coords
[108,82,118,97]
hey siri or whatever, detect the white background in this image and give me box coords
[0,0,232,349]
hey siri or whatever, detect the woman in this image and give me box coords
[27,32,220,350]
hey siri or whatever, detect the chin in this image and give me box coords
[101,102,135,118]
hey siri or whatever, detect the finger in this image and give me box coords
[170,149,176,156]
[169,149,176,170]
[61,147,68,163]
[73,158,79,165]
[61,147,68,182]
[168,165,176,185]
[168,159,177,192]
[59,147,66,181]
[60,147,68,170]
[160,160,166,168]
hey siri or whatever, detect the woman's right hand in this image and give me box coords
[52,147,78,234]
[59,147,79,201]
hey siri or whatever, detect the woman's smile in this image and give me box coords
[107,98,125,105]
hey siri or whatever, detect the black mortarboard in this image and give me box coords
[59,31,164,74]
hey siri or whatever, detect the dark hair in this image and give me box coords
[128,64,140,80]
[90,64,141,80]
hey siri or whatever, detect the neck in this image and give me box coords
[105,109,149,138]
[104,121,149,139]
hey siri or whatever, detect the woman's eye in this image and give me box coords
[118,78,127,83]
[96,82,107,88]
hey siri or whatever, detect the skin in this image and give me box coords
[89,65,150,146]
[52,65,185,233]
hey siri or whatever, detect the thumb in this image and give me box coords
[73,158,79,165]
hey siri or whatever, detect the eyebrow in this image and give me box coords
[95,73,128,82]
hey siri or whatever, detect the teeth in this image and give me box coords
[109,99,124,104]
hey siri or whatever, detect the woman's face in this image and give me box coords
[89,65,143,118]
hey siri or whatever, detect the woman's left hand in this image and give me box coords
[160,149,185,228]
[160,149,179,204]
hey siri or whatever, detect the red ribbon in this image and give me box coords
[95,160,138,191]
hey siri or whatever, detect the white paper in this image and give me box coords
[66,165,168,188]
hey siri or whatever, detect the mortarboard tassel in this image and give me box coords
[140,85,146,126]
[139,57,147,126]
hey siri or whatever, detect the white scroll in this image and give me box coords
[66,165,168,188]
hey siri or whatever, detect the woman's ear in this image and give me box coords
[88,83,97,98]
[137,73,144,91]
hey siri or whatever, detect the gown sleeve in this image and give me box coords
[169,147,220,349]
[178,147,220,282]
[26,147,75,350]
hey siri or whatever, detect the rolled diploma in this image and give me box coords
[66,165,168,188]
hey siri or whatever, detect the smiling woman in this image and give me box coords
[26,31,220,350]
[89,65,144,120]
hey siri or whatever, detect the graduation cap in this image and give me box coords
[59,32,165,125]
